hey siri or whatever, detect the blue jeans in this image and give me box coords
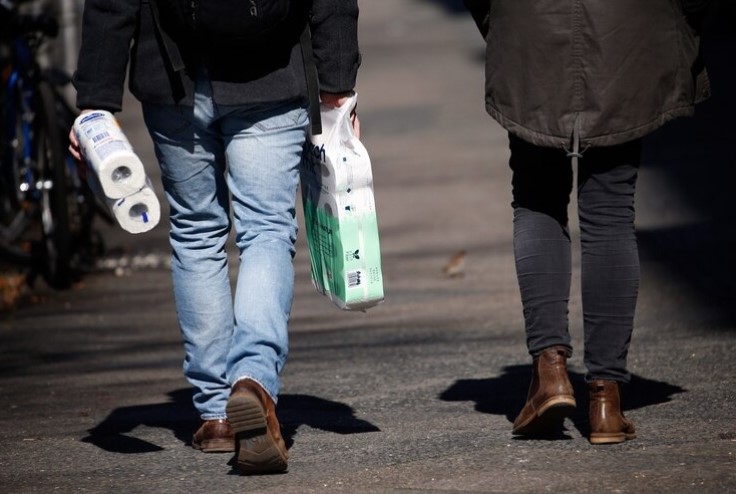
[142,72,308,420]
[509,134,641,383]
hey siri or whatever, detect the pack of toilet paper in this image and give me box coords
[74,110,160,234]
[300,93,384,311]
[106,178,162,234]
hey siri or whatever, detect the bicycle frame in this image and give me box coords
[1,6,110,287]
[7,45,38,191]
[1,28,47,253]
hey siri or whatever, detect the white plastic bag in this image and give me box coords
[300,93,384,311]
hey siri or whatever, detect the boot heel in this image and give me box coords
[588,380,636,445]
[227,395,267,433]
[512,346,576,437]
[512,399,575,436]
[227,380,289,475]
[590,432,626,444]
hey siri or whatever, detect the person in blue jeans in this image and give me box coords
[463,0,711,443]
[69,0,360,474]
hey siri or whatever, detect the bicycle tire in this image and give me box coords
[36,79,73,288]
[0,80,34,267]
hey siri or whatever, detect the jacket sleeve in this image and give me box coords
[463,0,490,39]
[73,0,140,111]
[309,0,360,94]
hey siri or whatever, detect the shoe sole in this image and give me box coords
[512,396,576,437]
[589,432,637,445]
[226,393,288,475]
[192,438,235,453]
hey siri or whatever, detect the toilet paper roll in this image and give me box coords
[109,180,161,234]
[74,110,146,199]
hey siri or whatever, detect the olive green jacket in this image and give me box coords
[465,0,710,149]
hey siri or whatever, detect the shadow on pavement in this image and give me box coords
[82,389,380,453]
[439,366,686,439]
[82,388,198,453]
[278,394,381,448]
[418,0,468,14]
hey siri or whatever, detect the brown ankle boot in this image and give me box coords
[512,346,576,436]
[226,379,289,474]
[588,380,636,444]
[192,418,235,453]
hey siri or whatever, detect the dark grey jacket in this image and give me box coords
[465,0,710,149]
[74,0,360,112]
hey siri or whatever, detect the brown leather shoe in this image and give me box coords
[588,380,636,444]
[512,346,577,436]
[226,379,288,475]
[192,419,235,453]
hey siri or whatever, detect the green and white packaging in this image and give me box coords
[300,94,384,311]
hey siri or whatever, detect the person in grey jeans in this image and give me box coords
[463,0,711,443]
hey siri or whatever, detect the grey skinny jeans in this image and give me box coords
[508,134,641,383]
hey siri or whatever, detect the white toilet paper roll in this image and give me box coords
[109,181,161,234]
[74,110,146,199]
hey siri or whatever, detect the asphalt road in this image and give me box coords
[1,1,735,493]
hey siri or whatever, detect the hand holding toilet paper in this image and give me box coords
[73,111,161,234]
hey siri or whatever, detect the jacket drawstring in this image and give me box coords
[565,114,585,166]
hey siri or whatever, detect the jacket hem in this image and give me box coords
[486,103,697,149]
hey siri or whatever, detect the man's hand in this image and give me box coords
[68,109,92,178]
[320,91,360,139]
[68,127,82,162]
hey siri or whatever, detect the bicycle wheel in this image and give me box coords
[0,78,34,268]
[36,79,72,288]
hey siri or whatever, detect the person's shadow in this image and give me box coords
[439,365,686,440]
[82,389,379,454]
[81,388,199,453]
[277,394,381,446]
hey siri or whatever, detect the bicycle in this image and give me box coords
[1,0,111,289]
